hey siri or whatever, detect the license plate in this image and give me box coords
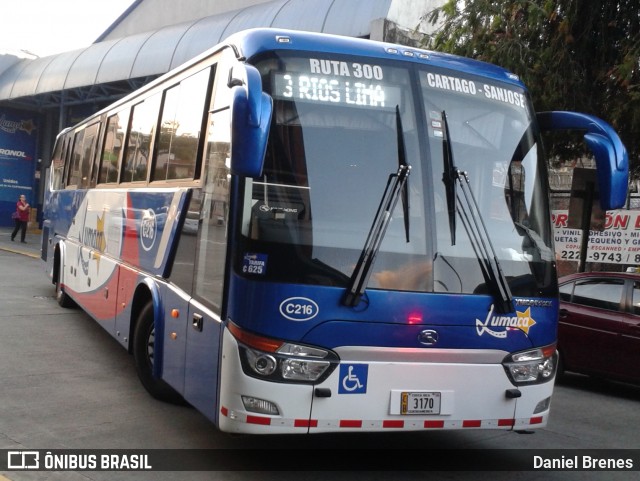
[401,391,441,415]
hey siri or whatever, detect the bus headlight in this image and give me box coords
[281,357,331,381]
[228,321,339,384]
[503,344,557,386]
[245,349,277,376]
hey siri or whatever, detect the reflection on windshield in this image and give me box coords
[440,110,514,313]
[343,106,411,307]
[421,69,555,298]
[235,53,556,298]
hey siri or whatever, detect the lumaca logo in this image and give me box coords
[475,305,537,338]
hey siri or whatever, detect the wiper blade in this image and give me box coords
[441,111,457,244]
[456,170,514,313]
[396,105,410,242]
[342,163,411,307]
[343,107,411,307]
[440,111,514,314]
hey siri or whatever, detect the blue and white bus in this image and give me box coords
[42,28,628,434]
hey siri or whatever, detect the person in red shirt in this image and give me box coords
[11,195,30,243]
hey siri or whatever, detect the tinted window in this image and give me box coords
[67,129,85,186]
[50,137,66,191]
[193,108,231,313]
[99,110,129,184]
[572,278,624,312]
[122,94,161,182]
[633,281,640,315]
[79,123,99,188]
[154,68,210,182]
[558,282,574,301]
[66,124,98,188]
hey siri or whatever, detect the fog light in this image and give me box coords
[242,396,279,415]
[533,396,551,414]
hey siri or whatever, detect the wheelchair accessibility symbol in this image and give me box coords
[338,364,368,394]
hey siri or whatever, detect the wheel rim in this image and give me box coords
[146,325,155,368]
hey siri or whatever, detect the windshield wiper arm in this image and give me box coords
[342,163,410,307]
[397,105,410,242]
[343,106,411,307]
[441,111,457,244]
[456,170,514,313]
[441,112,514,314]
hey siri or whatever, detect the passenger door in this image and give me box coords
[184,300,222,422]
[183,107,232,421]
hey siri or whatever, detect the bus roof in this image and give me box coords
[226,28,525,89]
[55,27,527,138]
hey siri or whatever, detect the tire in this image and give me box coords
[55,260,76,308]
[133,302,187,405]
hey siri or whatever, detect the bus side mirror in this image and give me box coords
[229,64,273,178]
[537,111,628,210]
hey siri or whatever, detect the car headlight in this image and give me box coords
[228,321,339,384]
[503,344,557,385]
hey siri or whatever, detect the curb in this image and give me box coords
[0,246,40,259]
[0,228,41,259]
[0,246,40,258]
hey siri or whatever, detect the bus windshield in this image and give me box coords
[237,52,555,298]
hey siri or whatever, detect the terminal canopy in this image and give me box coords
[0,0,399,110]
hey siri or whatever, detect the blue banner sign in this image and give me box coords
[0,109,37,224]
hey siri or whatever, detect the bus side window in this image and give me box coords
[50,137,65,191]
[67,129,85,187]
[122,93,161,183]
[80,123,99,189]
[61,135,73,189]
[66,123,99,189]
[99,110,129,184]
[153,68,211,182]
[192,108,231,313]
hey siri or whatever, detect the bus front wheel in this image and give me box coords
[133,302,187,405]
[55,258,75,308]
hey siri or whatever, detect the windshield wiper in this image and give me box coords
[397,106,410,242]
[441,111,514,314]
[441,111,457,244]
[342,106,411,307]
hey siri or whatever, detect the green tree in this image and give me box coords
[424,0,640,176]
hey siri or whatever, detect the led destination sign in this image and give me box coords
[272,72,403,110]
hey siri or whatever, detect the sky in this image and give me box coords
[0,0,135,57]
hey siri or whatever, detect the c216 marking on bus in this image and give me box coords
[279,297,319,321]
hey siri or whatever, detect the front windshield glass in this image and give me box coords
[419,68,555,297]
[235,52,555,298]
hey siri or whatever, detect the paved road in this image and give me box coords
[0,227,638,480]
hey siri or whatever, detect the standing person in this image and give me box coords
[11,195,30,243]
